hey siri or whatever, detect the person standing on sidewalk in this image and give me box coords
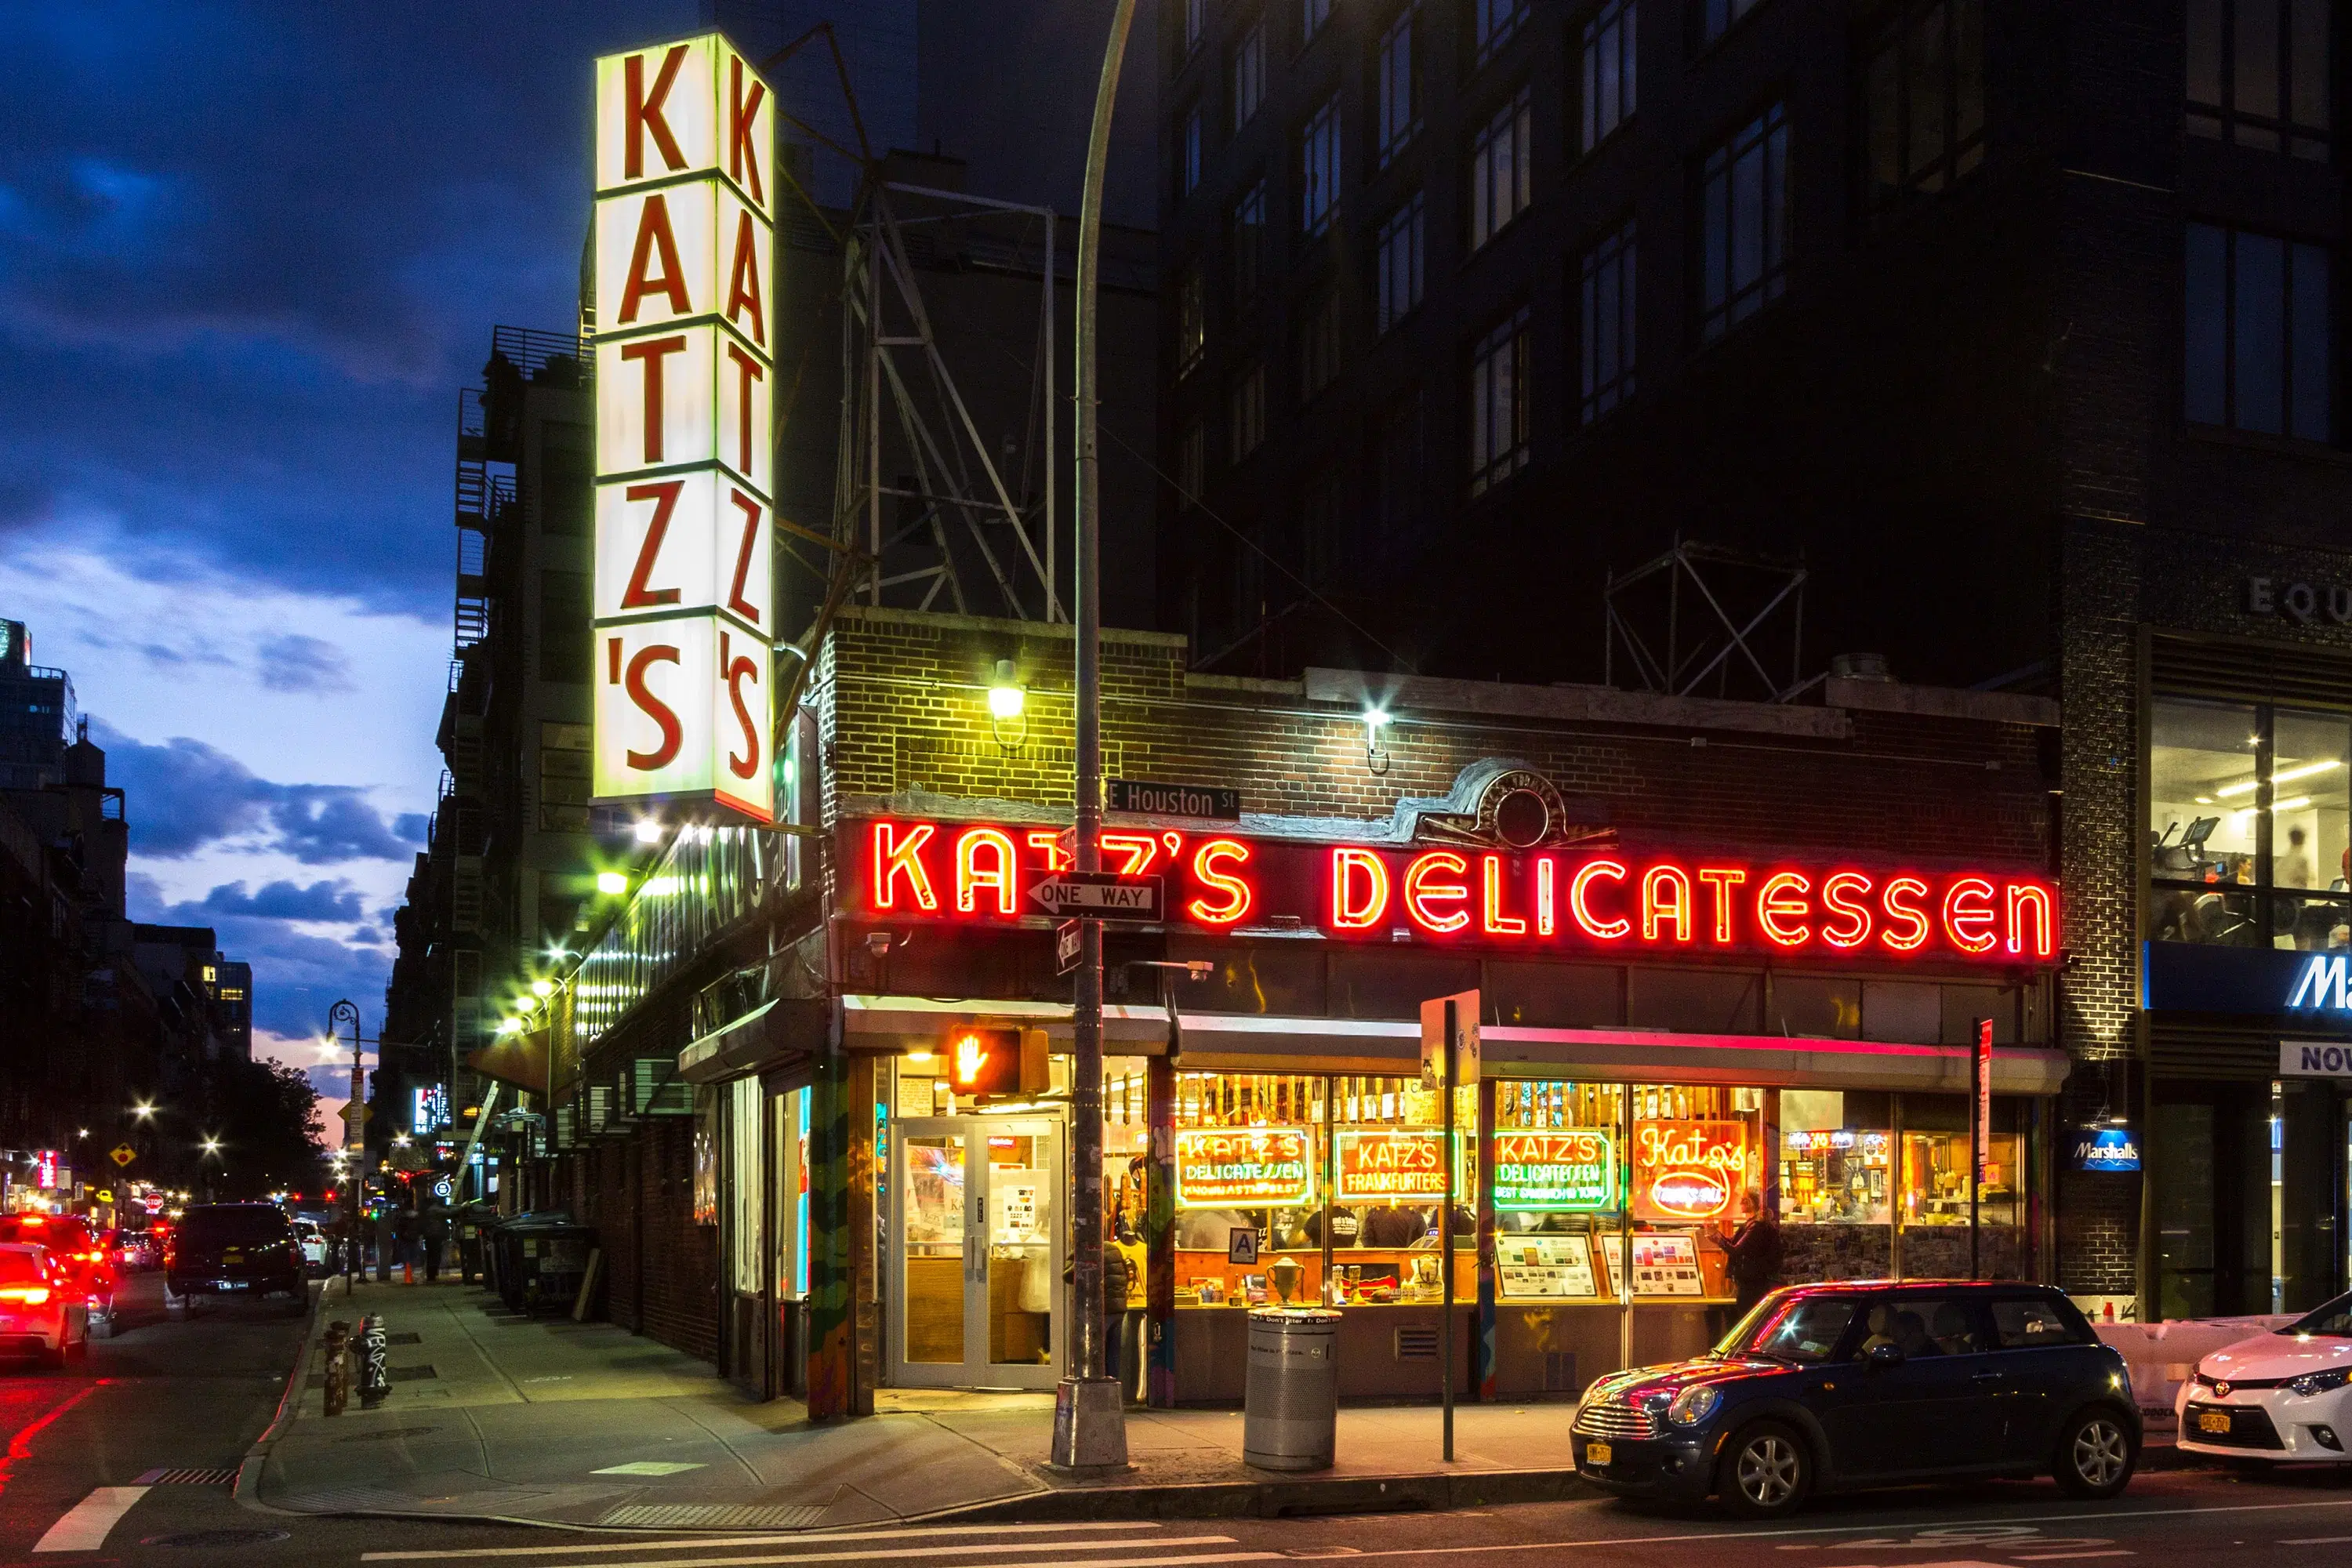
[395,1204,420,1282]
[372,1203,397,1283]
[1721,1192,1783,1317]
[421,1204,449,1284]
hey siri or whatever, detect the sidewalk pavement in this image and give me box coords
[249,1280,1589,1530]
[248,1281,2205,1534]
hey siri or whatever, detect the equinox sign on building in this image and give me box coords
[590,34,776,822]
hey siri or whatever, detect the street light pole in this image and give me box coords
[1051,0,1139,1475]
[329,999,365,1296]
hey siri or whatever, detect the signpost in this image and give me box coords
[1029,872,1164,920]
[108,1145,136,1169]
[1418,989,1477,1465]
[1055,919,1083,975]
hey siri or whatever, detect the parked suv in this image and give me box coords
[165,1203,306,1316]
[1571,1281,2139,1516]
[0,1214,118,1338]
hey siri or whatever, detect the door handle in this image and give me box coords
[1971,1369,2005,1381]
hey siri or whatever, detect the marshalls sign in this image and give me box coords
[590,34,777,822]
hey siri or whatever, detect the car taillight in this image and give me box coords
[0,1287,54,1305]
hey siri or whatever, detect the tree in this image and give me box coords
[194,1055,327,1199]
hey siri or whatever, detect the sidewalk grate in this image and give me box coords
[387,1365,438,1382]
[385,1331,423,1345]
[597,1503,831,1530]
[132,1468,239,1486]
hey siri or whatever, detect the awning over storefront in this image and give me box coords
[841,995,2071,1096]
[677,998,826,1085]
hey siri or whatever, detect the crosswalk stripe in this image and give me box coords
[481,1535,1240,1568]
[32,1486,150,1554]
[363,1522,1167,1561]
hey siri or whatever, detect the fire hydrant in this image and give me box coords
[321,1320,351,1416]
[357,1314,391,1410]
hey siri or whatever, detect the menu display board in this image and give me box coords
[1334,1128,1469,1203]
[1632,1120,1752,1221]
[1492,1129,1615,1210]
[1630,1231,1704,1295]
[1174,1127,1315,1209]
[1497,1232,1599,1298]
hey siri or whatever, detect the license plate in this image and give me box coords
[214,1279,249,1290]
[1585,1441,1612,1468]
[2199,1410,2232,1434]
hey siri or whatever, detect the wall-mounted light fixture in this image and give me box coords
[988,658,1028,746]
[633,817,664,845]
[593,870,629,897]
[1363,706,1393,775]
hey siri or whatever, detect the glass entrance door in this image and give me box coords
[889,1117,1064,1388]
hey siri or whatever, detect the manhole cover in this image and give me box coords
[142,1529,290,1548]
[332,1426,439,1443]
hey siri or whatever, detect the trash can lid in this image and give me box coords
[1249,1307,1343,1324]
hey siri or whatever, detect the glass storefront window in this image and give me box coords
[1494,1080,1623,1300]
[2152,699,2352,949]
[1780,1089,1890,1225]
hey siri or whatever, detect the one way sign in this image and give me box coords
[1029,872,1165,920]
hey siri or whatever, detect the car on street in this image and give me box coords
[0,1213,118,1338]
[108,1227,160,1272]
[2177,1290,2352,1463]
[165,1203,307,1316]
[0,1243,90,1368]
[1570,1280,2139,1516]
[293,1218,328,1276]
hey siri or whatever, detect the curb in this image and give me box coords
[918,1466,1594,1523]
[233,1277,343,1515]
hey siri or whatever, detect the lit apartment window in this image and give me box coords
[1181,106,1204,197]
[1303,0,1334,45]
[1186,0,1208,55]
[1581,219,1637,423]
[1230,361,1268,462]
[1179,423,1207,506]
[1377,192,1426,332]
[2185,223,2332,441]
[1301,289,1344,401]
[2188,0,2332,158]
[1700,0,1764,46]
[1697,102,1789,342]
[1582,0,1637,152]
[1860,0,1984,223]
[1475,0,1529,64]
[1468,306,1531,495]
[1232,21,1266,133]
[1301,95,1341,235]
[1232,180,1268,307]
[1177,265,1207,375]
[1377,6,1421,167]
[1469,88,1534,251]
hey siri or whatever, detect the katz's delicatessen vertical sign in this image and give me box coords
[590,34,777,822]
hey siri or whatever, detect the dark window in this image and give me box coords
[1377,192,1426,332]
[540,444,592,535]
[1232,181,1268,308]
[1301,96,1342,234]
[1374,391,1424,543]
[539,569,591,684]
[1177,264,1207,375]
[2184,222,2332,441]
[1301,289,1344,401]
[1860,0,1984,223]
[1698,102,1789,342]
[1303,0,1334,45]
[2187,0,2332,159]
[1991,1296,2096,1348]
[1181,106,1204,197]
[1185,0,1207,55]
[1178,423,1207,506]
[1475,0,1529,64]
[1468,306,1531,495]
[1583,0,1637,152]
[1377,5,1421,167]
[1700,0,1764,46]
[1230,361,1268,462]
[1469,88,1534,249]
[1232,21,1266,132]
[1858,1296,1986,1357]
[1580,218,1637,423]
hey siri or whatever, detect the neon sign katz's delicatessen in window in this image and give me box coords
[851,819,2057,959]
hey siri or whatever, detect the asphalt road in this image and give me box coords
[2,1285,2350,1568]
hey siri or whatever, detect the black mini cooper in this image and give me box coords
[1570,1281,2140,1516]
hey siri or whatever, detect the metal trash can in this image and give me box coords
[1243,1307,1341,1471]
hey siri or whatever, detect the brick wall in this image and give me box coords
[567,1120,717,1363]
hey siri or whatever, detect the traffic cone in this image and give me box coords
[404,1260,414,1284]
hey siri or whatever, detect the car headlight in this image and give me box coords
[2288,1368,2352,1398]
[1667,1384,1722,1426]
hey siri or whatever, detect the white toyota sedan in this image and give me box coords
[2178,1294,2352,1462]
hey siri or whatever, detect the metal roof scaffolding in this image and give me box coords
[1603,536,1813,703]
[759,24,1069,741]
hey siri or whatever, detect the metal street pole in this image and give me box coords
[330,999,365,1297]
[1441,998,1457,1463]
[1051,0,1138,1475]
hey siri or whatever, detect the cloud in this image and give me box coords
[177,879,368,924]
[256,633,354,695]
[394,812,430,844]
[92,718,412,865]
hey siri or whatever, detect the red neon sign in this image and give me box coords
[844,819,2060,965]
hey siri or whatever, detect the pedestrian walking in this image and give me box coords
[421,1204,449,1284]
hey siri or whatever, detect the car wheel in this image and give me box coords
[1719,1420,1813,1518]
[2053,1406,2137,1498]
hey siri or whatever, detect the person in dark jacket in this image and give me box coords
[1101,1240,1134,1392]
[1722,1192,1784,1316]
[421,1206,450,1283]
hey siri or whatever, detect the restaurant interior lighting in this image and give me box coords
[2216,758,2340,798]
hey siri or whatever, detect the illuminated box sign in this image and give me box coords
[1632,1120,1752,1221]
[1333,1128,1469,1203]
[1174,1127,1315,1209]
[1784,1129,1889,1155]
[590,34,776,822]
[1492,1129,1615,1210]
[844,818,2060,963]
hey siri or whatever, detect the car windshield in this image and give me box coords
[1715,1295,1859,1365]
[0,1218,86,1249]
[2279,1294,2352,1337]
[183,1207,291,1246]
